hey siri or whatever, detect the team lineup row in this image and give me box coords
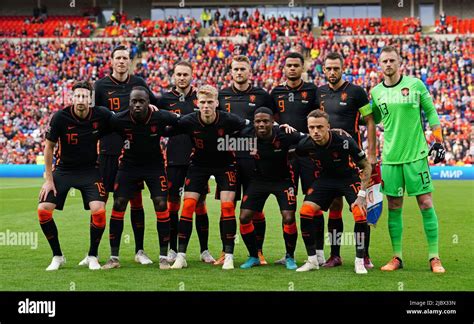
[37,46,446,274]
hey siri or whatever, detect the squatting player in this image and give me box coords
[168,85,251,270]
[101,87,179,270]
[271,52,324,266]
[158,61,214,264]
[217,55,275,265]
[316,52,377,269]
[295,110,372,274]
[94,45,158,265]
[238,107,305,270]
[38,81,112,271]
[371,46,446,273]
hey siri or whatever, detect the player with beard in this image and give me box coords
[38,81,112,271]
[215,55,275,266]
[315,52,377,269]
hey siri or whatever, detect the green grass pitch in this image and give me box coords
[0,178,472,291]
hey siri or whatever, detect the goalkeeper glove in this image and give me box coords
[429,143,446,164]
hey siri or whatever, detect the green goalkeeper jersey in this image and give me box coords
[370,75,440,164]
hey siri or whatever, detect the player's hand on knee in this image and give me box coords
[39,180,57,201]
[429,142,446,164]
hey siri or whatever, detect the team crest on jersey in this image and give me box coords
[401,88,410,96]
[341,92,347,102]
[301,91,308,100]
[249,95,256,103]
[332,151,339,159]
[150,125,157,133]
[92,122,99,129]
[218,128,225,137]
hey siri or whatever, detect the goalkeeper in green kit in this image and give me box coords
[370,46,446,273]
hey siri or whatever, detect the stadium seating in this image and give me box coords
[435,16,474,34]
[99,18,201,37]
[322,17,421,36]
[0,16,96,37]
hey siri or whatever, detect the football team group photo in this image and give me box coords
[1,1,472,301]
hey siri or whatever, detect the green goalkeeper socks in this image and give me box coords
[421,207,439,259]
[388,208,403,259]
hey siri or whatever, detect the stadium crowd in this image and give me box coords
[0,32,471,165]
[101,16,202,38]
[321,17,422,36]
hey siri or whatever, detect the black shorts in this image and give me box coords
[215,157,256,201]
[304,175,361,211]
[99,154,144,193]
[114,166,168,200]
[40,168,106,210]
[241,179,297,212]
[98,154,119,193]
[290,155,317,195]
[167,165,209,198]
[185,164,237,195]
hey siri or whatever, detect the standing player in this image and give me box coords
[316,52,377,269]
[295,110,372,274]
[94,45,158,265]
[168,85,250,270]
[101,87,179,270]
[371,46,446,273]
[158,61,214,264]
[271,52,325,266]
[238,107,305,270]
[217,55,275,265]
[38,81,112,271]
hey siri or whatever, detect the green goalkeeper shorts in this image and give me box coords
[381,158,434,197]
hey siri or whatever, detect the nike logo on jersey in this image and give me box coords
[193,131,201,134]
[170,103,178,107]
[278,95,285,98]
[108,91,117,95]
[225,96,232,100]
[67,126,76,130]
